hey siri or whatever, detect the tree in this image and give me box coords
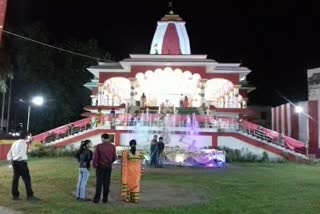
[7,22,109,134]
[0,48,13,132]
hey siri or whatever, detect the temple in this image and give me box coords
[25,10,309,165]
[84,12,253,117]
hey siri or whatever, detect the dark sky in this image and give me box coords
[6,0,320,106]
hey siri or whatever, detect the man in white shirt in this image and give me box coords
[7,131,38,201]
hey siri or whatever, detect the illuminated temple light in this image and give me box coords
[164,67,172,73]
[175,154,184,163]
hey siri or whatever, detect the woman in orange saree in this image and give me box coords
[121,139,144,203]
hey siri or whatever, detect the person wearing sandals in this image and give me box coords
[121,139,144,203]
[75,140,93,201]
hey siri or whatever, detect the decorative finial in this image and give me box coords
[168,1,174,14]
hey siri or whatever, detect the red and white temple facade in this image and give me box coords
[84,12,252,117]
[24,11,308,163]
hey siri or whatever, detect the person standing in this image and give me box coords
[97,108,104,126]
[179,94,184,107]
[110,108,116,129]
[121,139,144,203]
[140,93,146,107]
[157,137,165,168]
[75,140,93,201]
[150,135,158,167]
[92,133,117,203]
[7,132,38,201]
[183,96,189,107]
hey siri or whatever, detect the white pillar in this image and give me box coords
[97,84,103,106]
[242,98,247,108]
[224,95,228,108]
[129,78,136,106]
[233,85,240,108]
[200,79,207,106]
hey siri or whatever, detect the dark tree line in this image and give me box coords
[0,22,109,134]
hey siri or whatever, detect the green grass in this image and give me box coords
[1,158,320,214]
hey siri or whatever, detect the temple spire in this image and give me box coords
[168,1,174,15]
[150,2,191,55]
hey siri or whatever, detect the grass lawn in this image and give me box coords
[1,158,320,214]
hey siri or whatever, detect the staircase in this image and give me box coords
[31,114,308,161]
[233,130,307,160]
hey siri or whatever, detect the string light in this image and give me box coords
[0,28,114,62]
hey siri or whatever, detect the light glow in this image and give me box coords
[31,96,44,106]
[175,155,184,163]
[295,106,303,113]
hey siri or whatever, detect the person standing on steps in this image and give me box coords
[7,131,39,201]
[140,93,146,107]
[92,133,117,204]
[183,96,189,107]
[180,94,184,107]
[110,108,116,129]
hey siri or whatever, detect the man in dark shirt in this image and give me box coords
[150,135,158,167]
[92,133,116,203]
[157,137,165,168]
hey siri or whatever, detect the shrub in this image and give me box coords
[218,146,265,163]
[243,152,258,162]
[262,151,269,162]
[29,144,76,158]
[234,149,242,161]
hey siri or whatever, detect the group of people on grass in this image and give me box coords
[75,133,144,203]
[7,132,145,204]
[150,135,165,168]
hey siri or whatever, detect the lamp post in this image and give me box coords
[25,96,44,133]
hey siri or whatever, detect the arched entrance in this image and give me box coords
[205,78,243,108]
[102,77,131,106]
[135,67,202,107]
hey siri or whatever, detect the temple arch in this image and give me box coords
[134,67,202,107]
[205,78,242,108]
[103,77,130,106]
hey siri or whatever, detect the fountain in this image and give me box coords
[161,112,225,167]
[120,110,225,168]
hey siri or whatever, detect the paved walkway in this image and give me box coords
[0,206,20,214]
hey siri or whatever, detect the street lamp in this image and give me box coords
[295,106,303,113]
[26,96,44,133]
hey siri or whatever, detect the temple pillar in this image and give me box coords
[129,78,137,106]
[242,98,248,108]
[97,84,103,106]
[233,85,240,108]
[200,79,207,106]
[224,95,228,108]
[91,96,98,106]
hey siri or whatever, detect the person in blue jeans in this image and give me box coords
[157,137,165,168]
[150,135,158,167]
[75,140,93,201]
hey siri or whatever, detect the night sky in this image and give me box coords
[6,0,320,106]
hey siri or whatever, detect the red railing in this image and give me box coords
[239,120,306,154]
[32,113,307,155]
[32,117,92,143]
